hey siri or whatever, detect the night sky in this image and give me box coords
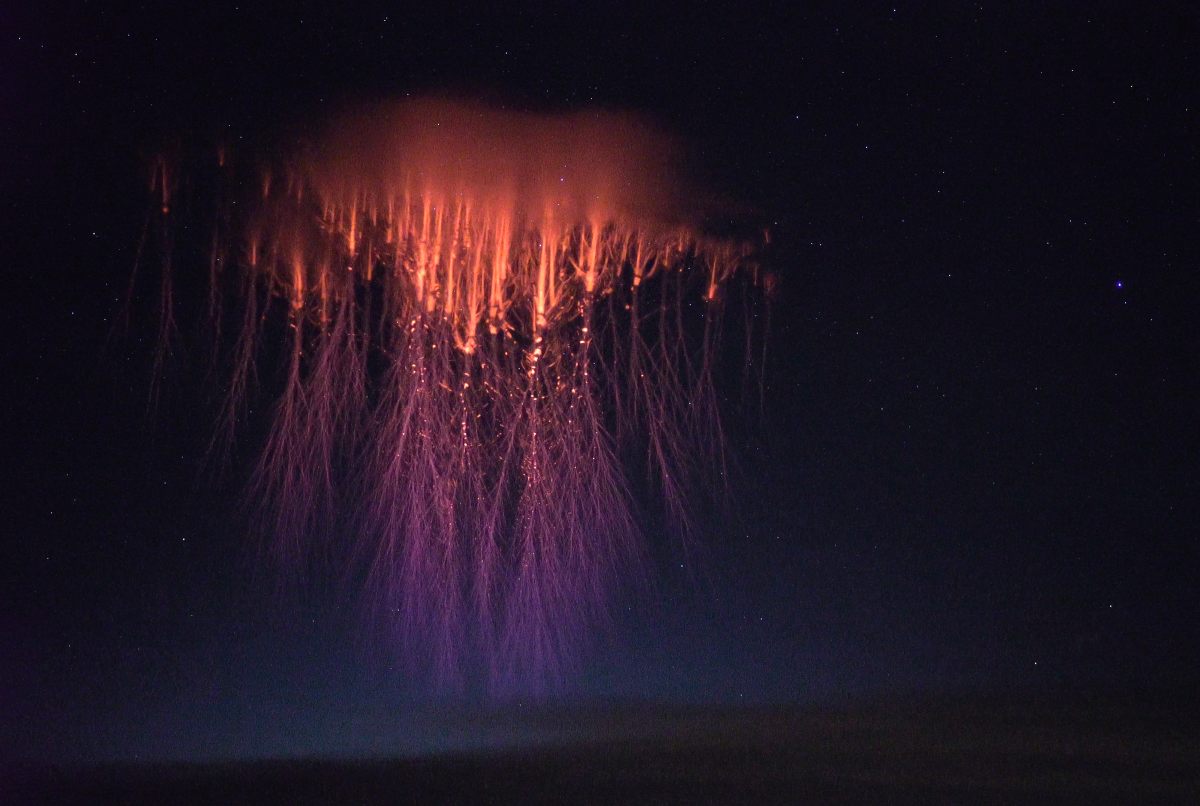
[3,3,1198,765]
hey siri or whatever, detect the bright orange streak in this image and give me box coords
[229,100,755,363]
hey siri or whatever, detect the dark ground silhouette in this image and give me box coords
[10,691,1198,804]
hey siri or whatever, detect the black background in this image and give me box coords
[3,2,1197,763]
